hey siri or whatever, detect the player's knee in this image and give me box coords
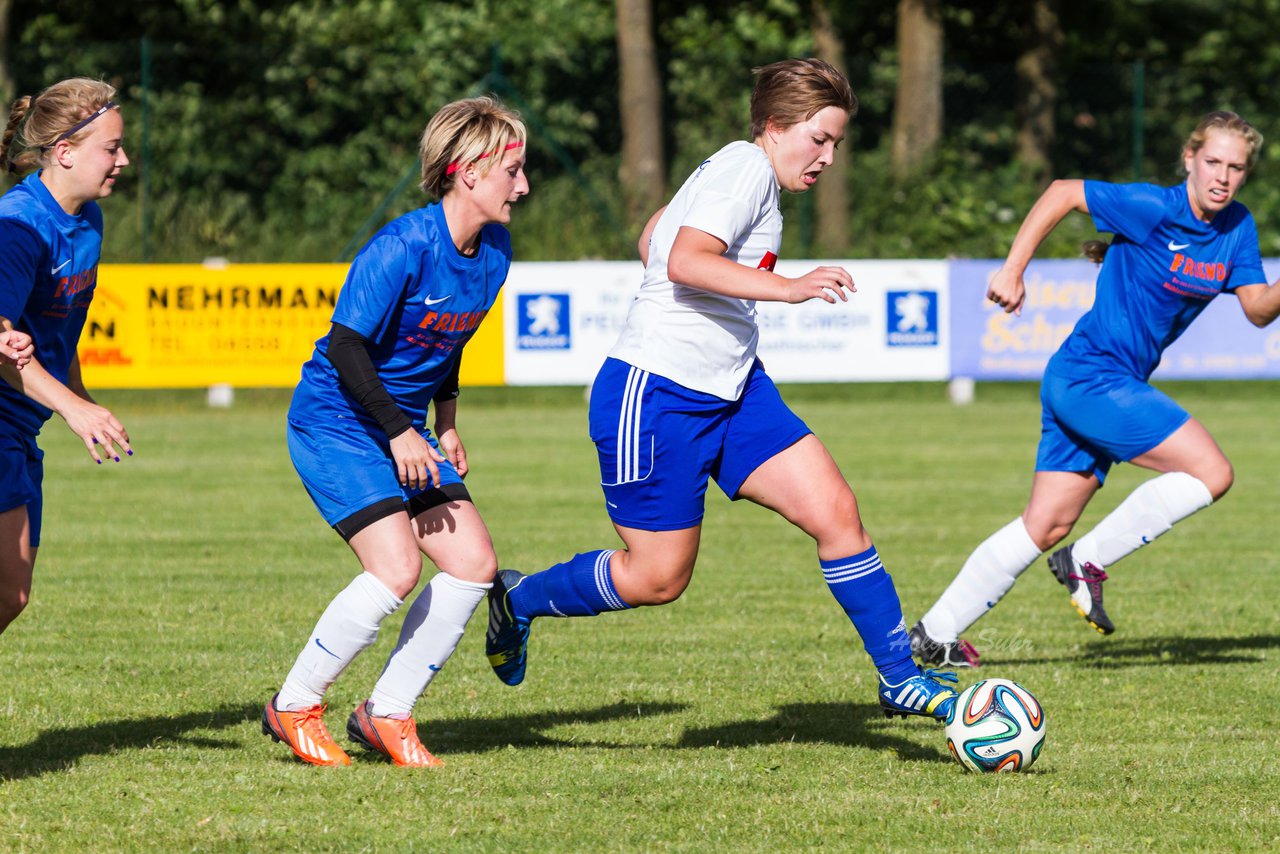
[613,552,694,605]
[1202,460,1234,501]
[0,586,29,631]
[631,575,691,606]
[380,555,425,597]
[449,551,498,585]
[805,487,868,549]
[1025,519,1071,552]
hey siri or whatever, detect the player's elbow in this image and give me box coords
[666,248,694,286]
[1245,308,1271,328]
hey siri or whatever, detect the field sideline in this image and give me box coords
[2,382,1277,851]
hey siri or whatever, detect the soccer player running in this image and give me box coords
[911,111,1280,667]
[485,59,960,722]
[0,78,131,637]
[262,97,528,767]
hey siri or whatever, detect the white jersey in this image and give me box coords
[609,140,781,401]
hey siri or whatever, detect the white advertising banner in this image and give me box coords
[759,259,950,381]
[503,259,950,386]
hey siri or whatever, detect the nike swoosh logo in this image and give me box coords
[51,260,71,275]
[423,295,451,307]
[1168,241,1190,251]
[314,638,341,659]
[428,664,441,672]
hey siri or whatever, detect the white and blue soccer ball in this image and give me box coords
[944,678,1045,773]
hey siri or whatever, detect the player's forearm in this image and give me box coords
[433,397,458,436]
[667,248,790,302]
[1002,179,1088,274]
[0,354,87,416]
[1238,279,1280,327]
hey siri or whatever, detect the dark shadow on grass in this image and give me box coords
[0,702,260,782]
[413,700,689,758]
[675,702,950,764]
[990,634,1280,669]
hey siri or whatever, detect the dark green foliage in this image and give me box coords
[10,1,1280,261]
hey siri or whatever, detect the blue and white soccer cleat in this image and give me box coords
[1048,545,1115,635]
[878,668,959,721]
[485,569,532,686]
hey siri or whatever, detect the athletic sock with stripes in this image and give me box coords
[508,550,631,619]
[821,546,920,684]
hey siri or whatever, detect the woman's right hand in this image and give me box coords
[0,328,33,369]
[987,266,1027,315]
[60,397,131,463]
[784,265,856,304]
[389,429,445,490]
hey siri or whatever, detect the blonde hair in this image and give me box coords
[749,58,857,139]
[1182,110,1263,173]
[1083,111,1265,263]
[1,77,118,175]
[419,96,527,199]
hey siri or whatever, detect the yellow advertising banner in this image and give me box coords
[79,264,505,388]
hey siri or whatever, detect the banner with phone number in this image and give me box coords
[78,264,505,388]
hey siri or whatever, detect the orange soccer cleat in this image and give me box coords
[262,693,351,767]
[346,700,443,768]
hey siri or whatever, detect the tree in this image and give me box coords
[616,0,665,228]
[0,0,12,105]
[811,0,849,255]
[1015,0,1062,186]
[890,0,942,176]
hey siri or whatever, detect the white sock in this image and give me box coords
[367,573,491,718]
[921,517,1042,642]
[276,572,403,711]
[1071,472,1213,569]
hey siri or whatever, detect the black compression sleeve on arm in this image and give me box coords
[433,351,461,403]
[326,322,413,439]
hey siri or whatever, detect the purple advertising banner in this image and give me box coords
[950,258,1280,380]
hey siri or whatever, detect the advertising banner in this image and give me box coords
[503,259,949,386]
[949,258,1280,380]
[79,264,505,388]
[759,259,948,382]
[75,258,1280,390]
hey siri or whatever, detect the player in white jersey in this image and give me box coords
[486,59,960,723]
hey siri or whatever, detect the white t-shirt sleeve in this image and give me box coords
[679,152,773,251]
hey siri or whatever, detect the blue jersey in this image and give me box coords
[1052,181,1265,380]
[289,203,511,430]
[0,172,104,436]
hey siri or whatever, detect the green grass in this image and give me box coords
[3,382,1278,851]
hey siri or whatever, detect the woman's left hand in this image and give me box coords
[437,427,468,478]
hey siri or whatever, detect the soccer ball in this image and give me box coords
[944,678,1045,773]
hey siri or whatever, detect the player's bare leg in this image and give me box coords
[0,505,36,635]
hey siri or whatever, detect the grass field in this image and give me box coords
[2,382,1277,851]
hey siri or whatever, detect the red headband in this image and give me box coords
[444,140,524,176]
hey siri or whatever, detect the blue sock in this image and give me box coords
[821,546,919,684]
[509,550,632,620]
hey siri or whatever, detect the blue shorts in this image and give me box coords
[1036,365,1190,485]
[287,415,463,531]
[0,427,43,547]
[589,357,811,531]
